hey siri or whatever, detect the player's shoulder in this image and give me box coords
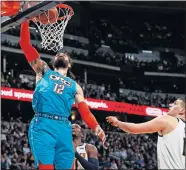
[158,115,180,136]
[47,69,55,76]
[155,115,178,128]
[156,115,177,122]
[86,143,97,149]
[75,83,83,93]
[86,143,98,153]
[76,82,81,88]
[66,76,76,84]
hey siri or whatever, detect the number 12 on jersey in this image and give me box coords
[54,83,64,94]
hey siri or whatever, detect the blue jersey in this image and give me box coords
[32,69,76,117]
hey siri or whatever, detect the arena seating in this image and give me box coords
[2,36,185,73]
[1,118,157,170]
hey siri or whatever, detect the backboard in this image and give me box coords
[1,0,63,33]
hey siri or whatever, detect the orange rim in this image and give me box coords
[32,3,74,23]
[56,3,74,19]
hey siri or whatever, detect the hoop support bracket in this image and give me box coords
[1,1,63,33]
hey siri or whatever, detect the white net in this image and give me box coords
[33,5,73,52]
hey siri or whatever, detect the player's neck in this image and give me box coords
[55,68,67,77]
[74,137,83,146]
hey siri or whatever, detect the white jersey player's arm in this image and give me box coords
[106,115,172,134]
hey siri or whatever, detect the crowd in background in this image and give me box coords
[88,14,184,50]
[2,6,185,73]
[1,120,33,170]
[2,10,185,73]
[1,118,157,170]
[120,91,177,108]
[2,38,185,74]
[1,70,182,108]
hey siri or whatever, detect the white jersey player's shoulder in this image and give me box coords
[86,143,97,150]
[158,115,180,136]
[157,118,185,169]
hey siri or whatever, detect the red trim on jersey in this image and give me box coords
[39,164,54,170]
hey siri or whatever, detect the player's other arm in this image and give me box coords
[19,21,49,76]
[75,144,99,170]
[75,83,106,144]
[106,115,168,134]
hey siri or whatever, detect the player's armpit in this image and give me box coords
[116,115,168,134]
[86,144,98,159]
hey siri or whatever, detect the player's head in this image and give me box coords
[52,53,72,70]
[167,99,185,117]
[72,123,83,139]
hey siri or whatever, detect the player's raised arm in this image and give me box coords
[106,115,169,134]
[19,21,49,77]
[75,83,106,144]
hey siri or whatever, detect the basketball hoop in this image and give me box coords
[32,4,74,52]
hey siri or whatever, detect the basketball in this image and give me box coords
[35,7,58,24]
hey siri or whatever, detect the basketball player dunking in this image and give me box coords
[72,124,99,170]
[19,21,106,170]
[107,99,185,169]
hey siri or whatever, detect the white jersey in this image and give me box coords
[74,143,88,170]
[157,118,185,169]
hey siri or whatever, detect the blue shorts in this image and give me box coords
[28,115,74,169]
